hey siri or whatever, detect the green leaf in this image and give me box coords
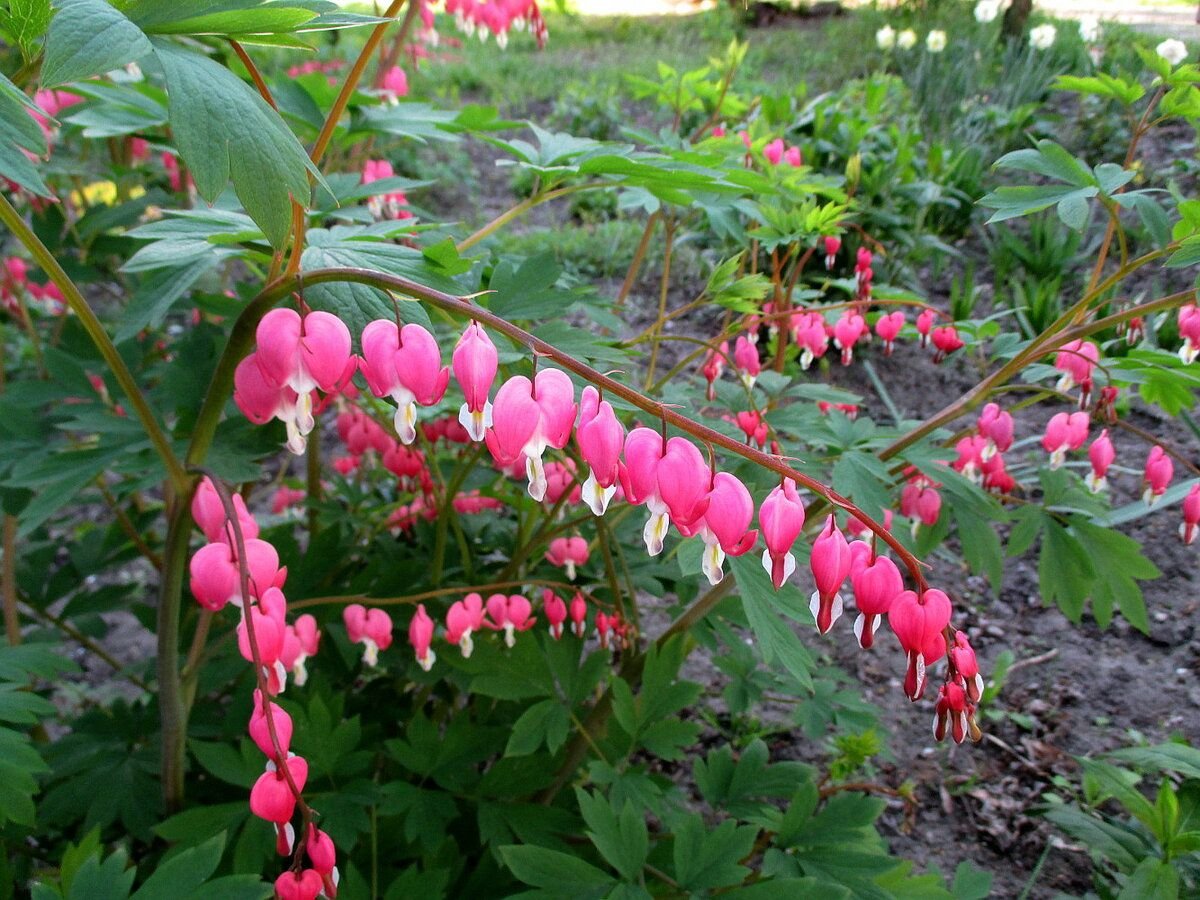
[66,846,135,900]
[729,554,813,691]
[1053,73,1145,105]
[576,790,648,882]
[42,0,152,87]
[994,141,1095,188]
[122,1,318,36]
[506,699,570,757]
[1110,743,1200,780]
[151,39,319,247]
[1037,519,1095,623]
[950,861,993,899]
[979,184,1099,225]
[115,258,216,342]
[1117,857,1179,899]
[131,834,225,900]
[8,0,53,61]
[499,844,616,895]
[672,816,755,890]
[0,72,50,195]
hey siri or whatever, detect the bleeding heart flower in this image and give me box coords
[485,594,536,647]
[408,604,436,671]
[758,478,806,589]
[874,310,904,355]
[976,403,1013,458]
[619,429,709,556]
[306,824,340,898]
[453,322,498,441]
[249,753,308,823]
[344,604,393,667]
[546,536,589,580]
[543,589,568,640]
[832,312,867,366]
[689,472,758,586]
[569,592,588,638]
[576,386,625,515]
[1042,411,1089,469]
[762,138,784,166]
[823,235,841,270]
[485,368,577,501]
[1143,445,1173,505]
[274,868,323,900]
[701,341,729,400]
[445,593,485,657]
[809,516,851,634]
[192,476,259,544]
[948,630,983,702]
[791,312,829,370]
[849,548,903,649]
[930,326,964,362]
[248,689,293,759]
[888,588,952,701]
[1086,429,1115,493]
[734,335,761,388]
[934,680,970,744]
[1182,483,1200,544]
[915,309,936,347]
[360,320,450,444]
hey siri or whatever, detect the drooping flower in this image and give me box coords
[274,869,323,900]
[934,680,970,744]
[408,604,436,671]
[832,311,867,366]
[344,604,394,667]
[948,630,984,702]
[823,236,841,270]
[762,138,784,166]
[281,614,320,686]
[576,386,625,516]
[687,472,758,586]
[791,312,829,369]
[1086,429,1115,493]
[1181,483,1200,544]
[543,590,568,640]
[453,322,498,441]
[931,325,964,362]
[569,592,588,638]
[759,478,806,588]
[306,824,340,899]
[900,481,941,531]
[888,588,953,701]
[485,368,577,501]
[976,403,1013,459]
[379,65,409,101]
[360,320,450,444]
[915,309,936,347]
[248,689,293,759]
[734,335,761,389]
[849,548,903,649]
[1143,445,1173,505]
[249,753,308,823]
[620,428,709,556]
[191,476,259,544]
[701,341,729,400]
[249,310,353,452]
[445,593,486,657]
[874,310,904,355]
[952,435,988,484]
[1053,338,1099,403]
[809,516,851,634]
[1042,411,1089,468]
[1179,305,1200,364]
[784,145,802,167]
[485,594,536,647]
[189,539,286,611]
[234,354,309,455]
[546,536,589,580]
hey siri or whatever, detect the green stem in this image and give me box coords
[456,183,608,252]
[0,194,188,493]
[157,491,194,811]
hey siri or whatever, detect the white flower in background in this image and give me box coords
[974,1,1001,24]
[1157,38,1188,66]
[898,28,917,49]
[926,30,947,53]
[1078,15,1100,43]
[876,25,896,50]
[1030,24,1057,50]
